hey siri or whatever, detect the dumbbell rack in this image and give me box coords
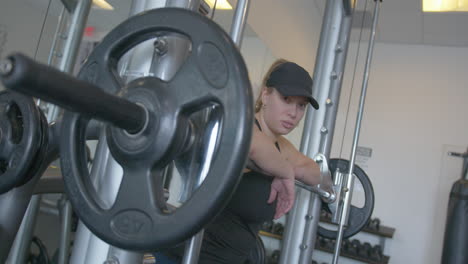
[259,217,395,264]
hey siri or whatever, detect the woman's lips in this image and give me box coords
[281,121,294,129]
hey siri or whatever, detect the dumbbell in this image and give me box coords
[269,250,280,264]
[342,239,352,255]
[272,223,284,236]
[369,245,383,262]
[367,218,381,231]
[261,220,274,233]
[358,242,372,259]
[347,239,361,257]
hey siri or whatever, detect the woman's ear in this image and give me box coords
[261,87,269,105]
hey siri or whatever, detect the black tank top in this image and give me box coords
[225,118,279,229]
[165,119,279,263]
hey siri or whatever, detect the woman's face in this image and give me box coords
[261,88,309,136]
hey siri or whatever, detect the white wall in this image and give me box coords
[0,0,61,65]
[326,42,468,264]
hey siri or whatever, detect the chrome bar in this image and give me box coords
[182,230,205,264]
[294,180,334,202]
[229,0,250,47]
[181,1,251,262]
[0,173,42,263]
[106,247,143,264]
[332,1,381,263]
[279,0,348,263]
[47,6,67,67]
[5,195,42,264]
[38,6,67,108]
[48,0,92,121]
[58,197,73,264]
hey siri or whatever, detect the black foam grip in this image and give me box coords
[1,53,145,133]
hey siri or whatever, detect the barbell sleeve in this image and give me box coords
[0,53,146,134]
[295,180,335,203]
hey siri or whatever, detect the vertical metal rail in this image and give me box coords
[58,195,73,264]
[279,0,354,263]
[37,5,67,108]
[332,1,381,263]
[181,1,250,263]
[54,3,93,263]
[5,195,42,264]
[48,0,93,121]
[229,0,250,48]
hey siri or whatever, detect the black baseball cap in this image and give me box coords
[266,62,319,109]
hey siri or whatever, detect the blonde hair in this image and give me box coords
[255,59,290,113]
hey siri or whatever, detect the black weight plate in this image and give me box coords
[0,91,41,194]
[60,8,252,251]
[248,235,266,264]
[15,106,49,187]
[317,158,375,239]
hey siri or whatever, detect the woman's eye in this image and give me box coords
[283,96,291,103]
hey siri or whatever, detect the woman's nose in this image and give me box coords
[287,104,298,118]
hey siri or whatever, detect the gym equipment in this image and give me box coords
[1,8,252,251]
[268,250,280,264]
[441,149,468,264]
[349,239,360,257]
[367,217,380,231]
[248,235,266,264]
[272,223,284,236]
[295,154,335,203]
[368,245,383,262]
[358,242,371,259]
[279,1,383,263]
[0,91,44,194]
[317,159,374,239]
[261,220,274,233]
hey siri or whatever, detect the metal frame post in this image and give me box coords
[48,0,93,121]
[332,1,381,262]
[0,176,42,263]
[180,1,251,263]
[279,0,354,263]
[230,0,250,48]
[5,195,42,264]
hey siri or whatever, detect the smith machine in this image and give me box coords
[0,0,382,263]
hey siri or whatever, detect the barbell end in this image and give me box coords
[0,58,14,77]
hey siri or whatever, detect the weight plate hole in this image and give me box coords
[6,102,24,144]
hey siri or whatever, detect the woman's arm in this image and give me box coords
[249,128,295,180]
[248,128,297,218]
[277,136,321,186]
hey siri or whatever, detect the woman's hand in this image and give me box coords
[268,176,295,219]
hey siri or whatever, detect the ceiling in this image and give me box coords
[323,0,468,47]
[27,0,468,47]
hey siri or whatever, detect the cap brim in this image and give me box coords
[275,85,320,110]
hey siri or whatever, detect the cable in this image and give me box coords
[34,0,53,60]
[339,0,369,159]
[210,0,218,20]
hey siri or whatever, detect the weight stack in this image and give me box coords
[441,179,468,264]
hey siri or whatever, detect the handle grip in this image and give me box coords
[0,53,145,133]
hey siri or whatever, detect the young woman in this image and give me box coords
[161,59,322,264]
